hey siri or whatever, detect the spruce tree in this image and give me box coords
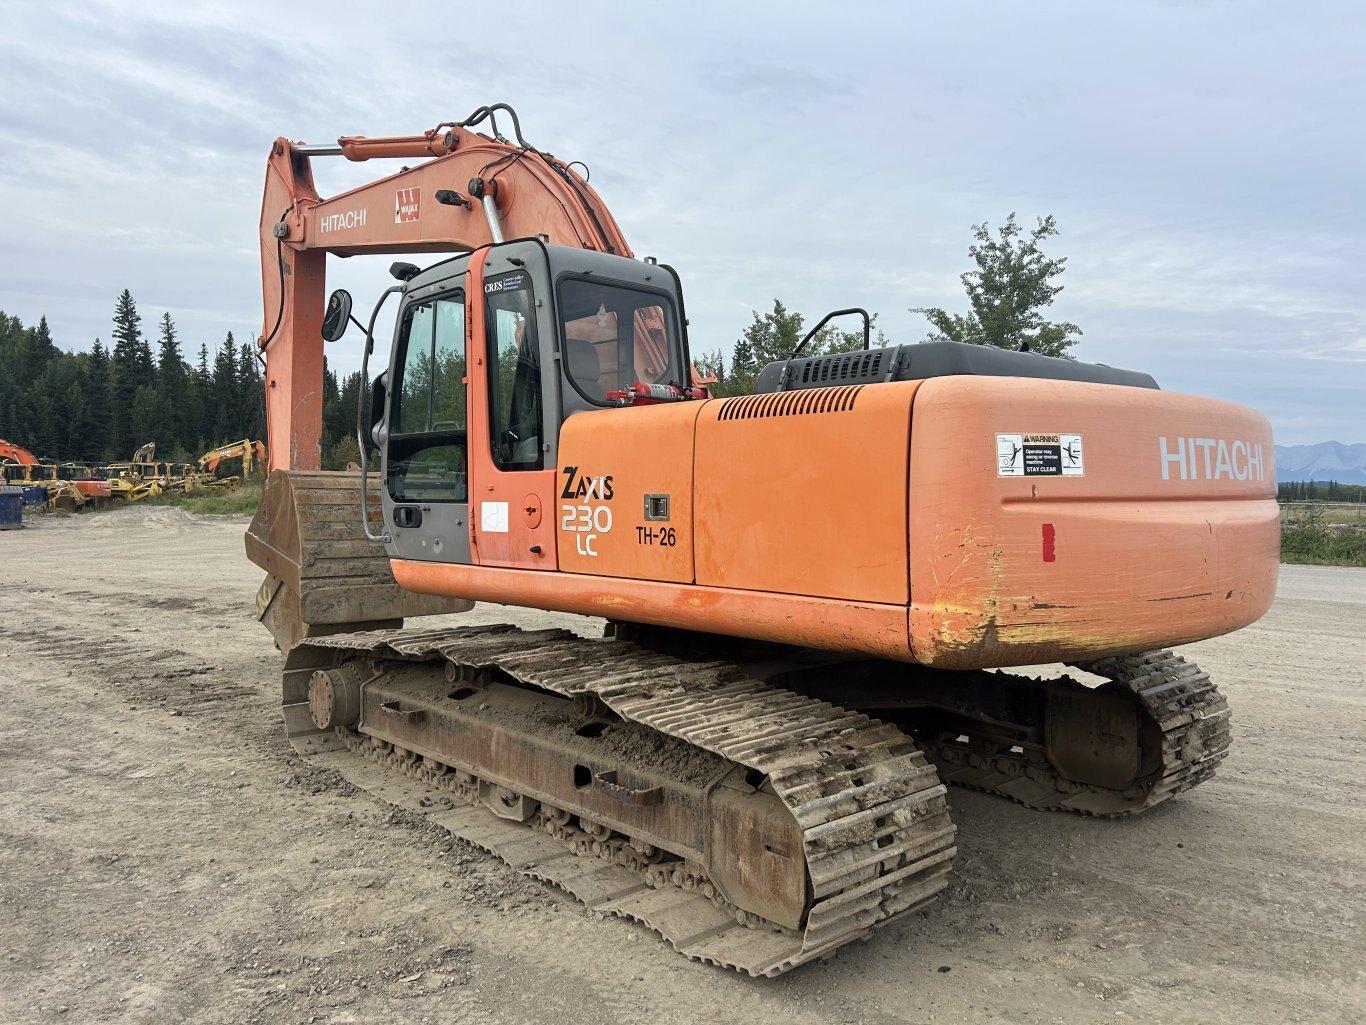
[109,289,145,456]
[156,312,189,451]
[321,357,343,457]
[237,340,265,441]
[130,383,172,454]
[83,339,112,460]
[30,316,58,368]
[63,380,87,456]
[212,333,239,443]
[191,341,211,451]
[730,335,755,384]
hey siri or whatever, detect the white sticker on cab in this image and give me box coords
[480,501,509,533]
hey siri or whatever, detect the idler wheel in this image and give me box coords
[309,664,362,730]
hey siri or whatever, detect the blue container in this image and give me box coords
[21,485,47,508]
[0,486,23,529]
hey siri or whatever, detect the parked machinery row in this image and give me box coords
[0,437,267,513]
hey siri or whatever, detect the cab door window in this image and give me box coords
[387,293,467,502]
[485,271,543,470]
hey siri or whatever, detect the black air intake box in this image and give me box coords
[753,342,1158,394]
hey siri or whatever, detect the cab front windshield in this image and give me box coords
[557,278,679,405]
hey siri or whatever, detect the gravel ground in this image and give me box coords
[1,506,1362,1025]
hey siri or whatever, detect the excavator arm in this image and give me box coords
[0,439,38,465]
[258,105,631,472]
[199,439,267,475]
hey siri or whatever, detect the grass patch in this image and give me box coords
[1281,501,1365,523]
[146,482,262,517]
[1281,509,1366,567]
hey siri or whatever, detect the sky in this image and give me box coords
[0,0,1361,445]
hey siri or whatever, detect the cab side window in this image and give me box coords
[486,272,543,470]
[387,294,467,502]
[558,278,678,407]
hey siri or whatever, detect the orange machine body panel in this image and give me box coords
[392,559,913,659]
[693,384,918,604]
[555,401,702,582]
[73,479,111,500]
[907,377,1279,668]
[393,375,1279,670]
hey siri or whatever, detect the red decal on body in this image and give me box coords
[395,187,421,223]
[1042,523,1056,563]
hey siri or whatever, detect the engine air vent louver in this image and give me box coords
[800,351,883,385]
[716,385,862,421]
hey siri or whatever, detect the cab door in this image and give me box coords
[382,288,472,565]
[466,245,559,569]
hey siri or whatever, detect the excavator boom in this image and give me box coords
[259,106,630,473]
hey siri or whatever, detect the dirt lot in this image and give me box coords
[2,506,1363,1025]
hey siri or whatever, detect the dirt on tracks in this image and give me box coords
[1,506,1363,1025]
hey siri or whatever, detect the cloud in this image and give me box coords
[1301,338,1366,363]
[0,0,1361,448]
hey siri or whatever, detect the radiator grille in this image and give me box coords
[715,385,862,421]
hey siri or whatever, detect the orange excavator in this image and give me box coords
[244,104,1279,975]
[199,439,267,476]
[198,439,267,490]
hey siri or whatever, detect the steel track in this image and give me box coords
[283,625,957,976]
[921,649,1232,815]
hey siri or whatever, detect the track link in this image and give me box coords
[922,649,1231,816]
[283,625,957,976]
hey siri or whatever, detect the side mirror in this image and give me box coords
[369,371,389,449]
[321,289,353,342]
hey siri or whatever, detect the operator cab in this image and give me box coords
[368,238,691,567]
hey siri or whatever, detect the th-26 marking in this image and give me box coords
[635,526,676,547]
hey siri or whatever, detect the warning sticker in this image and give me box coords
[997,433,1084,477]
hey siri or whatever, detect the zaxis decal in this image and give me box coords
[560,466,614,556]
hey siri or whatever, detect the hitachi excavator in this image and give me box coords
[244,104,1279,976]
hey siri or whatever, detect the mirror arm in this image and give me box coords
[356,286,404,543]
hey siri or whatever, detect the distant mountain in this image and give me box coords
[1275,441,1366,485]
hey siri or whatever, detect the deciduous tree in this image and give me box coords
[912,213,1081,358]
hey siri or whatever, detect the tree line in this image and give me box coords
[695,213,1080,396]
[1278,480,1365,503]
[2,214,1076,465]
[0,290,363,469]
